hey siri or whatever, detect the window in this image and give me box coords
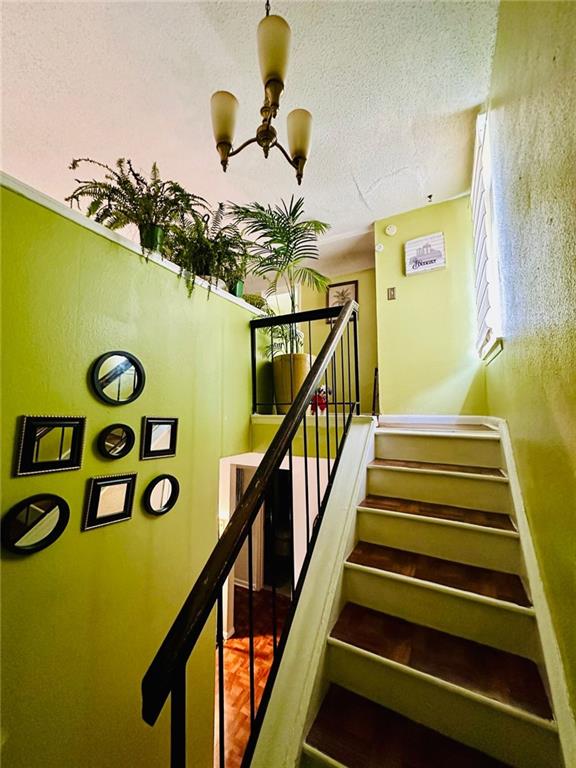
[471,113,502,359]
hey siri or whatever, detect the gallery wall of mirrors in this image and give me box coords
[2,350,183,555]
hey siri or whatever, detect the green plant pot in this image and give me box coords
[228,280,244,298]
[139,224,165,253]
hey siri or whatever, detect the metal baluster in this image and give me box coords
[248,527,255,726]
[170,666,186,768]
[302,410,310,545]
[250,323,257,413]
[340,333,346,425]
[353,312,360,414]
[288,444,295,597]
[270,485,278,655]
[217,595,225,768]
[324,367,331,479]
[331,355,339,455]
[346,321,352,416]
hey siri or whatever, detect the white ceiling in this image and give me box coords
[1,1,498,266]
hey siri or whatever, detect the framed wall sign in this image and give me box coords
[326,281,358,323]
[15,415,86,476]
[140,417,178,460]
[404,232,446,275]
[82,473,137,531]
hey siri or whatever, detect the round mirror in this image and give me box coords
[91,351,145,405]
[1,494,70,554]
[97,423,135,459]
[143,475,180,516]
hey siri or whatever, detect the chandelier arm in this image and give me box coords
[273,141,297,168]
[228,136,260,158]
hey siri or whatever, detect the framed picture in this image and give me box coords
[326,281,358,322]
[82,473,137,531]
[140,417,178,460]
[15,415,86,476]
[404,232,446,275]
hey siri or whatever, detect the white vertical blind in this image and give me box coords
[471,114,501,357]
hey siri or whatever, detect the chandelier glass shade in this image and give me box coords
[210,4,312,184]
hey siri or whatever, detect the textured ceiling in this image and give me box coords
[1,1,498,263]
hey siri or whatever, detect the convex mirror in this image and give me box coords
[97,423,135,460]
[2,494,70,554]
[91,351,145,405]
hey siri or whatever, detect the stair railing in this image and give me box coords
[142,300,360,768]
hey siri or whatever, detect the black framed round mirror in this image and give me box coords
[90,351,145,405]
[1,494,70,554]
[97,423,135,459]
[143,475,180,516]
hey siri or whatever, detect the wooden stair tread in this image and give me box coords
[379,422,497,433]
[347,542,531,606]
[331,604,553,719]
[359,495,515,531]
[369,458,507,477]
[306,684,510,767]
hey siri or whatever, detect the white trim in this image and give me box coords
[367,463,509,483]
[375,426,501,441]
[344,561,535,616]
[327,637,558,731]
[378,413,501,429]
[356,504,519,535]
[0,171,265,316]
[498,419,576,765]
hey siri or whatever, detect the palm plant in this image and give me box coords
[165,203,249,296]
[66,158,207,255]
[232,196,329,314]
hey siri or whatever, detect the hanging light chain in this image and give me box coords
[265,0,270,16]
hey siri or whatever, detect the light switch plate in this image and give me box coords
[387,287,396,300]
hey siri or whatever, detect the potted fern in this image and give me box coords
[233,197,329,413]
[66,158,207,255]
[166,203,249,296]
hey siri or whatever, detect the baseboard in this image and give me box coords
[498,418,576,767]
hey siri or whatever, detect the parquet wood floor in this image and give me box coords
[307,684,510,767]
[347,541,531,606]
[359,495,515,530]
[215,586,290,768]
[370,458,507,477]
[331,603,552,719]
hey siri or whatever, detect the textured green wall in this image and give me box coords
[1,186,253,767]
[301,269,378,414]
[485,2,576,711]
[374,197,486,415]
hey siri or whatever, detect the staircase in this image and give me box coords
[300,419,563,768]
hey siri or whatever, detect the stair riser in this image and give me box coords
[326,643,560,768]
[344,568,540,660]
[357,509,522,573]
[375,433,503,468]
[367,467,511,514]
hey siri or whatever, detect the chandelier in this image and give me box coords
[210,0,312,185]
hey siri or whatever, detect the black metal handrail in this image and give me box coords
[142,300,359,766]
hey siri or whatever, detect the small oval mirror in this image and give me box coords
[143,475,180,516]
[91,351,145,405]
[1,494,70,554]
[97,423,135,459]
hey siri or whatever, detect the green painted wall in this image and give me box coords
[374,197,486,415]
[300,268,378,414]
[1,186,254,767]
[484,2,576,712]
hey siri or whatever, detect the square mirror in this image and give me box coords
[140,418,178,460]
[15,416,86,476]
[82,474,137,531]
